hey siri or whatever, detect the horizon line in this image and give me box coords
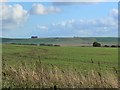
[1,36,119,39]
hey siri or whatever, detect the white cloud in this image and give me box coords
[1,4,28,30]
[1,0,119,2]
[29,3,61,15]
[53,0,118,2]
[37,25,48,30]
[109,8,118,19]
[1,3,61,30]
[0,0,8,2]
[52,18,117,31]
[37,8,118,37]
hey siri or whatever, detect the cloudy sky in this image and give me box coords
[1,2,118,38]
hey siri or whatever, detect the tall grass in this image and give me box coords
[2,58,118,88]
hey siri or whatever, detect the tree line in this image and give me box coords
[93,42,120,48]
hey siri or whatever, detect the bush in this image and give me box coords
[40,43,45,46]
[104,45,109,47]
[111,45,117,47]
[46,44,53,46]
[93,42,101,47]
[54,45,60,46]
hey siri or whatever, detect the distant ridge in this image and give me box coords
[1,37,118,45]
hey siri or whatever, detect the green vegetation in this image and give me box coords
[2,44,118,88]
[2,37,118,45]
[93,42,101,47]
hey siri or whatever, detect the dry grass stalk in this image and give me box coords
[2,61,118,88]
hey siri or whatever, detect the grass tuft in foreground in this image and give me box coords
[2,59,118,88]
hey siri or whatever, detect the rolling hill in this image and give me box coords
[1,37,118,46]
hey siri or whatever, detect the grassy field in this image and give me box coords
[2,44,118,88]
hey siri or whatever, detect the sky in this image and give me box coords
[1,2,118,38]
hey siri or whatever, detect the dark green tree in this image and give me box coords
[93,42,101,47]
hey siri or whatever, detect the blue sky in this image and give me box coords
[1,2,118,38]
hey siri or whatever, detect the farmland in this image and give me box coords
[2,44,118,88]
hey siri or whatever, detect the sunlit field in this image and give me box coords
[2,44,118,88]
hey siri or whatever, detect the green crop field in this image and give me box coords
[2,44,118,88]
